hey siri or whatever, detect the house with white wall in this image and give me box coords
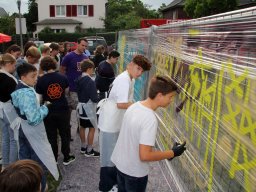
[35,0,107,33]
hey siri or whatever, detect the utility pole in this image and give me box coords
[17,0,24,54]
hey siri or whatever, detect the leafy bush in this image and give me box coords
[38,32,117,45]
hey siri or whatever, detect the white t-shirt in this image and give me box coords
[98,70,135,132]
[111,102,158,177]
[108,70,134,102]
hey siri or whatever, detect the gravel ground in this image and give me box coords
[55,111,172,192]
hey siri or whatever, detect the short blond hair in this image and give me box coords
[26,46,41,59]
[40,45,50,54]
[0,53,16,67]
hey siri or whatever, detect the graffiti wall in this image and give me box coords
[117,7,256,192]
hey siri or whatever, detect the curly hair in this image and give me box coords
[132,55,151,71]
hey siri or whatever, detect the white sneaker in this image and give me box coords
[108,185,118,192]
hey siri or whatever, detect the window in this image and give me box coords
[77,5,87,16]
[56,5,66,17]
[53,29,65,33]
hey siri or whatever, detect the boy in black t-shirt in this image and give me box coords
[76,60,100,157]
[95,50,120,100]
[36,56,75,165]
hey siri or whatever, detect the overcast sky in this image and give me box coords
[0,0,27,14]
[0,0,172,14]
[141,0,171,9]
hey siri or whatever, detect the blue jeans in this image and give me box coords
[99,131,119,191]
[117,169,148,192]
[0,113,18,168]
[19,128,47,192]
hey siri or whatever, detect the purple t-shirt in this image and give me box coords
[61,51,88,92]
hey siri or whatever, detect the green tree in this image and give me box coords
[104,0,159,31]
[184,0,238,18]
[23,0,38,32]
[75,25,82,33]
[40,26,53,34]
[0,15,16,35]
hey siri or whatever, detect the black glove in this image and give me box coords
[169,141,186,160]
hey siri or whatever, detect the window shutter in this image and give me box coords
[88,5,94,17]
[50,5,55,17]
[72,5,77,17]
[66,5,71,17]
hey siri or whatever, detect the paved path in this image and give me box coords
[57,111,171,192]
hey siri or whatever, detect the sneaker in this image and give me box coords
[63,155,76,165]
[108,185,118,192]
[80,147,87,154]
[84,149,100,157]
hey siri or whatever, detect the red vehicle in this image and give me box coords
[67,42,77,51]
[140,19,184,28]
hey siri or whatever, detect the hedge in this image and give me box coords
[38,32,117,45]
[0,32,118,53]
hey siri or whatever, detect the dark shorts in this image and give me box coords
[79,118,93,128]
[99,167,118,191]
[117,169,148,192]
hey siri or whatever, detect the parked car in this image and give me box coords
[108,43,117,53]
[84,36,107,57]
[44,42,51,47]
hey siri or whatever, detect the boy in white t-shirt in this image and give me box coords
[98,55,151,192]
[111,75,186,192]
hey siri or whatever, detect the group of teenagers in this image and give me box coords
[0,37,187,192]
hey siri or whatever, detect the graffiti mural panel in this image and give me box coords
[117,7,256,192]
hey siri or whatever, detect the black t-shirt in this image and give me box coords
[92,54,106,68]
[36,72,69,112]
[76,75,98,103]
[0,73,17,102]
[95,60,115,92]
